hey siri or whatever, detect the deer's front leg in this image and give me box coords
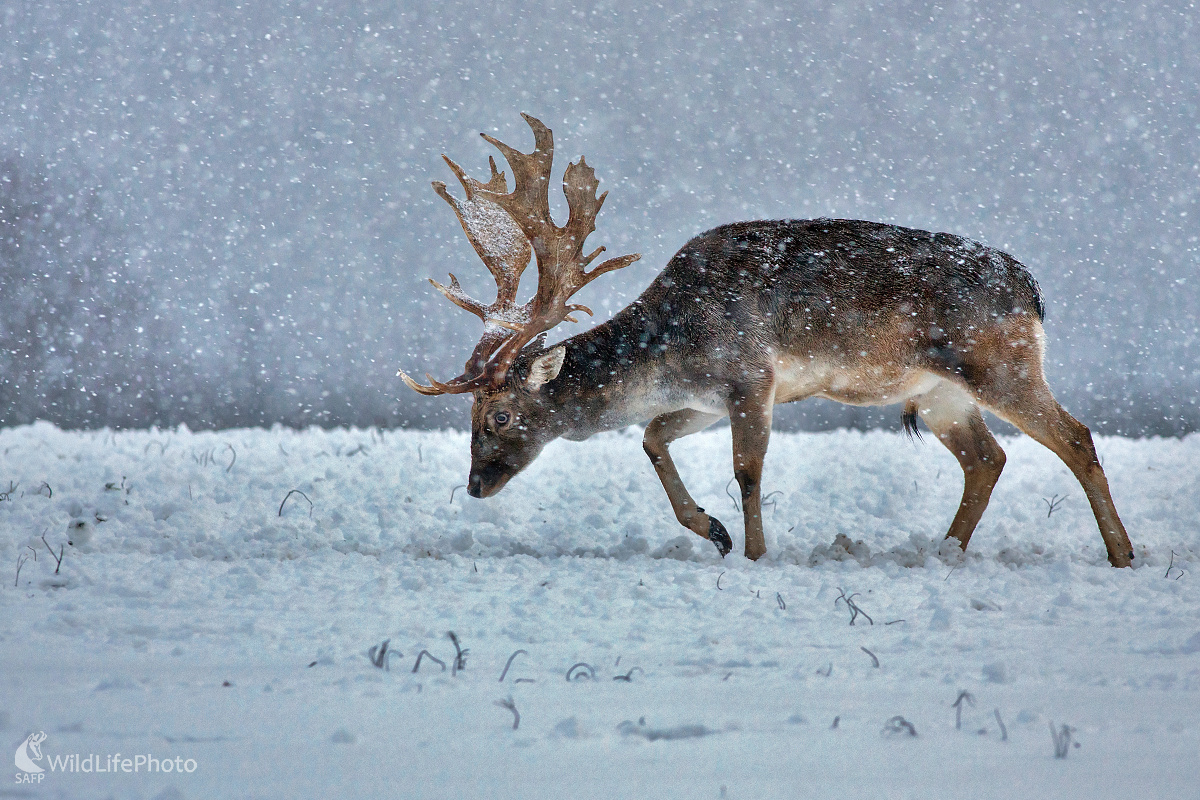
[643,410,730,556]
[729,385,775,561]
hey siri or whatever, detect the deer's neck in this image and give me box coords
[542,302,679,440]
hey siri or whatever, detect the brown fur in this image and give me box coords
[459,219,1134,567]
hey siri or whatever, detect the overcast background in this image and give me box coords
[2,1,1197,434]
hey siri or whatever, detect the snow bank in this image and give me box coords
[1,423,1198,799]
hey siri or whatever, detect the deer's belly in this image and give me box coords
[774,355,941,407]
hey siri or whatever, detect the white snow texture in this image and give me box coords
[2,422,1198,799]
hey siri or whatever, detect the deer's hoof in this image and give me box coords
[1109,550,1135,568]
[708,518,732,557]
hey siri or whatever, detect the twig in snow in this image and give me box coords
[835,587,873,626]
[412,650,446,673]
[776,592,786,610]
[0,481,18,501]
[417,444,422,463]
[34,482,52,499]
[716,571,725,590]
[1165,550,1185,580]
[994,709,1008,741]
[861,646,879,668]
[224,444,236,472]
[448,631,468,676]
[952,691,975,730]
[498,650,528,682]
[449,484,467,504]
[14,552,29,587]
[41,532,64,575]
[613,667,644,682]
[566,662,596,682]
[831,716,839,729]
[762,490,783,517]
[1042,494,1066,518]
[1049,722,1077,758]
[725,476,740,512]
[495,696,520,730]
[278,489,313,518]
[368,639,402,670]
[885,619,906,625]
[882,716,917,737]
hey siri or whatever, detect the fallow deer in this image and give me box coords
[400,114,1135,567]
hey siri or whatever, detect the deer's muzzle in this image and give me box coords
[468,463,511,498]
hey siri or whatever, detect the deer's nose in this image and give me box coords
[468,463,509,497]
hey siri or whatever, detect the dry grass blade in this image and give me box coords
[499,649,528,682]
[882,716,917,737]
[952,691,975,730]
[495,696,520,730]
[278,489,313,518]
[835,587,873,626]
[1050,722,1077,758]
[448,631,469,676]
[412,650,446,674]
[368,639,402,671]
[566,662,596,682]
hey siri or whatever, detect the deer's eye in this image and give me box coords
[494,411,510,426]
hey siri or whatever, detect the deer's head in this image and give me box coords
[466,345,566,497]
[400,115,637,497]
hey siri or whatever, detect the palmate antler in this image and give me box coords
[399,114,640,395]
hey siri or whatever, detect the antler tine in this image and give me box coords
[429,273,487,321]
[401,114,640,396]
[429,154,532,314]
[480,116,554,235]
[472,116,642,373]
[397,368,454,396]
[396,320,515,396]
[439,153,508,199]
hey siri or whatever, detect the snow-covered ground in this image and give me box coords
[2,421,1198,799]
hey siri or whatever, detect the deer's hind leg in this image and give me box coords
[955,317,1134,567]
[975,376,1134,568]
[643,409,730,556]
[909,381,1006,552]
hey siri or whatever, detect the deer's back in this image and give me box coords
[624,219,1044,361]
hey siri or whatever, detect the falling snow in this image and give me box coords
[1,2,1198,433]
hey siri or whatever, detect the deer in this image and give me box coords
[399,114,1135,568]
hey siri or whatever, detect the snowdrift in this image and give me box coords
[1,423,1198,799]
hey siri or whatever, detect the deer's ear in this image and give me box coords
[525,346,565,391]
